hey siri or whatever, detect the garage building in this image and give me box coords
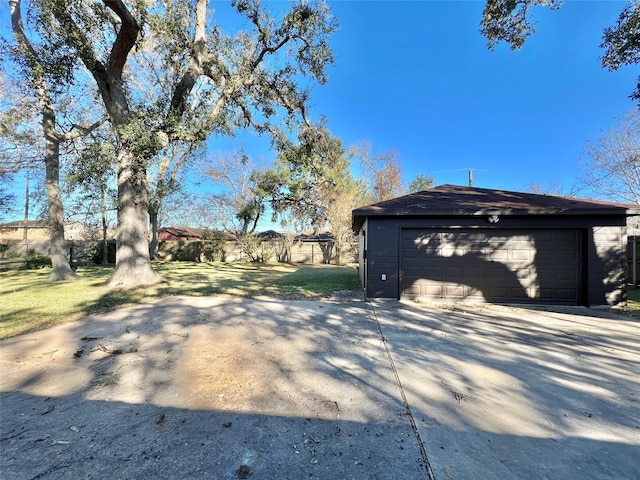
[352,185,639,306]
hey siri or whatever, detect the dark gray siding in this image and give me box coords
[365,218,400,298]
[361,215,628,306]
[587,226,627,306]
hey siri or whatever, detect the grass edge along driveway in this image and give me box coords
[0,262,362,340]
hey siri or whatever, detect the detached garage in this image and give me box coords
[352,185,639,306]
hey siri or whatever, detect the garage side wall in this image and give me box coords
[365,218,400,298]
[588,225,628,307]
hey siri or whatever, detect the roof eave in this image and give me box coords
[352,207,639,231]
[353,207,638,217]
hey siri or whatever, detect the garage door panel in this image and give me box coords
[515,267,534,278]
[510,288,531,299]
[439,247,466,257]
[535,231,554,241]
[402,249,422,259]
[557,251,579,262]
[423,266,443,277]
[466,288,485,298]
[488,250,509,261]
[487,286,509,298]
[404,249,442,259]
[555,230,579,240]
[537,288,554,300]
[445,285,465,297]
[404,284,420,295]
[401,228,581,305]
[511,249,532,261]
[557,269,578,281]
[558,289,579,301]
[424,284,444,296]
[445,266,464,277]
[466,267,484,277]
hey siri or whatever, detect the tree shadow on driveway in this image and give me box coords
[371,301,640,480]
[0,297,426,479]
[2,297,638,479]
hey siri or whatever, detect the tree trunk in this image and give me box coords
[10,0,76,281]
[149,209,159,259]
[106,148,163,288]
[44,124,78,281]
[100,187,109,264]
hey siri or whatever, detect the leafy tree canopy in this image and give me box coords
[256,128,357,230]
[9,0,338,287]
[481,0,640,102]
[408,173,435,193]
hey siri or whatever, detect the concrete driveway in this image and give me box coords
[372,301,640,480]
[1,297,638,479]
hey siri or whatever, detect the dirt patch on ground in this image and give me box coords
[170,325,287,411]
[1,296,388,422]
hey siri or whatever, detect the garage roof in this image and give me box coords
[352,185,640,230]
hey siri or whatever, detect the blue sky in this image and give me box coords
[3,1,638,225]
[209,0,638,196]
[306,0,638,193]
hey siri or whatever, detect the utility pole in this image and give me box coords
[23,174,29,241]
[433,167,486,187]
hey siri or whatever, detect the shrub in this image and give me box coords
[0,244,9,258]
[92,240,116,265]
[202,230,228,262]
[23,250,52,269]
[173,247,190,261]
[238,234,263,262]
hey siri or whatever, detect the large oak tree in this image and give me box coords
[8,0,105,280]
[27,0,336,287]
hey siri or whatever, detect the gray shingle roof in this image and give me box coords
[352,184,640,230]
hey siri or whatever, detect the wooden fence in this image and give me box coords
[157,239,358,265]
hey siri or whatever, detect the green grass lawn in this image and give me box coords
[627,287,640,311]
[0,261,362,340]
[2,258,637,341]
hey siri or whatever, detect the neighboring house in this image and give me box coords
[158,226,237,242]
[158,226,206,241]
[256,230,285,241]
[0,220,93,241]
[352,184,640,307]
[0,220,50,240]
[295,231,335,243]
[64,221,93,241]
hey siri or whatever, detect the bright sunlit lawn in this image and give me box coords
[627,287,640,312]
[0,260,362,340]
